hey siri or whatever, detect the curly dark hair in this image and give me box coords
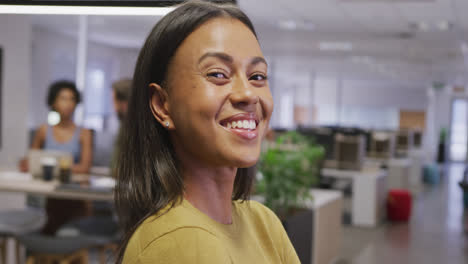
[46,80,81,109]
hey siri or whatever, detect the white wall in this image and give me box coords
[0,15,31,167]
[31,26,77,128]
[313,76,427,128]
[341,80,427,110]
[267,54,428,129]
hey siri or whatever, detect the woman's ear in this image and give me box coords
[149,83,174,129]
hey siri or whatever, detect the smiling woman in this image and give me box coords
[115,1,299,263]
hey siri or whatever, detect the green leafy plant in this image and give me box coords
[439,127,447,143]
[256,131,325,219]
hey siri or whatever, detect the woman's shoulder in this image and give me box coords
[36,124,48,134]
[131,203,202,240]
[124,203,228,263]
[235,200,283,227]
[235,200,277,217]
[79,127,92,136]
[125,226,230,264]
[129,201,217,243]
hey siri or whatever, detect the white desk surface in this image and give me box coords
[0,171,114,201]
[305,189,342,209]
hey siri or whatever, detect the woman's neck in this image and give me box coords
[56,117,74,128]
[182,162,237,225]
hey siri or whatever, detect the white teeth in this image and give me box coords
[225,120,257,130]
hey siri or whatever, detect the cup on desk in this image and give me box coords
[58,156,72,183]
[40,157,57,181]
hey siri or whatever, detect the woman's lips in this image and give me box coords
[219,113,259,140]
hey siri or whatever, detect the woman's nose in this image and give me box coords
[229,76,259,108]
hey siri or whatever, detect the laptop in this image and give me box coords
[28,149,73,180]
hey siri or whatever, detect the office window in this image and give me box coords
[449,99,467,162]
[83,66,109,131]
[315,104,398,129]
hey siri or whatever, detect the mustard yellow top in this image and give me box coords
[123,199,300,264]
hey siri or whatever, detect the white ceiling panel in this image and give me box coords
[337,2,411,33]
[286,0,345,20]
[394,0,454,22]
[27,0,467,89]
[238,0,296,21]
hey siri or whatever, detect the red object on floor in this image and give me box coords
[387,189,412,222]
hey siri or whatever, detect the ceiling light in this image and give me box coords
[278,19,315,31]
[0,5,175,16]
[319,42,353,51]
[278,20,297,30]
[436,20,451,31]
[410,20,453,32]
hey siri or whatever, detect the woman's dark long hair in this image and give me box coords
[115,1,259,261]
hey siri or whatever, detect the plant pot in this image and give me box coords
[459,183,468,209]
[437,142,446,164]
[282,208,314,264]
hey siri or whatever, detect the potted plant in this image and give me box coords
[437,127,447,164]
[460,167,468,209]
[256,131,324,263]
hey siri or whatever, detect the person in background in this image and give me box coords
[20,80,93,235]
[112,78,132,122]
[110,78,132,173]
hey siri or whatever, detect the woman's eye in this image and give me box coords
[207,72,228,79]
[249,74,268,81]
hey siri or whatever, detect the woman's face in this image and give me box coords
[160,17,273,168]
[53,88,77,118]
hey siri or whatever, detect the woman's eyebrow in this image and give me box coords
[198,52,233,65]
[198,52,267,68]
[250,56,267,67]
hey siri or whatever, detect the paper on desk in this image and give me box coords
[89,176,116,188]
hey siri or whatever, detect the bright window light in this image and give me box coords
[48,111,61,126]
[0,5,175,16]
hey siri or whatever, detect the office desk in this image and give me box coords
[252,189,342,264]
[379,156,423,195]
[0,171,114,201]
[321,168,387,227]
[306,189,342,264]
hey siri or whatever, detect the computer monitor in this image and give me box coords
[413,130,423,148]
[369,131,395,159]
[298,126,336,167]
[395,129,414,157]
[335,133,366,171]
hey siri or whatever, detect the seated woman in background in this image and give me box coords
[20,80,93,235]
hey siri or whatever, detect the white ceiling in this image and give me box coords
[239,0,468,87]
[30,0,468,89]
